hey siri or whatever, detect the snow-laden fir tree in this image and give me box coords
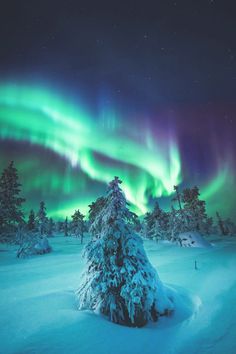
[0,161,25,241]
[143,201,169,241]
[18,202,52,256]
[181,186,211,235]
[168,206,188,242]
[71,209,85,243]
[76,176,173,327]
[141,211,152,239]
[88,196,106,237]
[36,201,48,236]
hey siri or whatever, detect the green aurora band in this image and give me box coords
[201,162,235,218]
[0,82,181,216]
[0,82,234,219]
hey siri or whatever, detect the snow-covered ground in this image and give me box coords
[0,235,236,354]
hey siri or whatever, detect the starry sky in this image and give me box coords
[0,1,235,220]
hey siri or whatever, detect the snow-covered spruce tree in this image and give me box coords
[142,201,169,241]
[36,201,48,236]
[0,161,25,241]
[168,206,189,244]
[181,186,210,235]
[76,177,173,327]
[141,211,152,239]
[88,196,106,237]
[71,209,85,243]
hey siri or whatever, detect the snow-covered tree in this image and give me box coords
[27,209,36,232]
[16,225,36,258]
[17,202,52,256]
[216,212,236,236]
[76,176,173,327]
[16,226,52,258]
[181,186,210,235]
[34,236,52,255]
[0,161,25,240]
[71,209,85,243]
[141,212,152,239]
[36,201,48,236]
[142,202,169,241]
[168,206,187,242]
[88,196,106,237]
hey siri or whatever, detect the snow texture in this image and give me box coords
[0,236,236,354]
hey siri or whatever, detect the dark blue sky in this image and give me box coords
[0,1,235,106]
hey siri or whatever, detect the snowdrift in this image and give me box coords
[34,236,52,254]
[176,231,212,248]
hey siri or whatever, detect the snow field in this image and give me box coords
[0,236,236,354]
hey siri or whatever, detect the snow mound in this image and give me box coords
[34,236,52,254]
[162,284,201,326]
[177,231,212,248]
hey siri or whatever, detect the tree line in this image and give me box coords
[0,161,235,249]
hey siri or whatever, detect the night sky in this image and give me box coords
[0,1,235,219]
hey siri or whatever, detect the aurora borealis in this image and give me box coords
[0,81,235,219]
[0,1,235,220]
[0,82,181,216]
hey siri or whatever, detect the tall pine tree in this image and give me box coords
[0,161,25,239]
[181,186,209,234]
[36,201,48,235]
[71,209,85,243]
